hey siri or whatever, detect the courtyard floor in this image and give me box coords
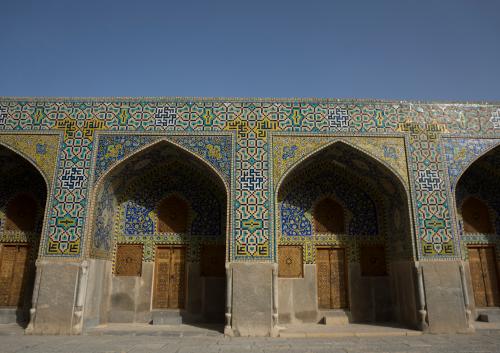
[0,324,499,353]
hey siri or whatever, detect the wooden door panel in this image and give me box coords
[0,246,16,306]
[278,245,303,278]
[330,248,347,309]
[469,247,487,307]
[317,249,331,309]
[153,248,172,309]
[9,246,28,306]
[317,248,348,310]
[168,247,185,309]
[115,244,143,276]
[0,245,29,307]
[480,248,500,306]
[153,247,185,309]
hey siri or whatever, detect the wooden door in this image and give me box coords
[153,246,186,309]
[317,248,347,309]
[469,246,500,307]
[0,244,30,307]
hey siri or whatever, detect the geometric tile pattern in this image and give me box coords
[118,164,224,238]
[0,106,7,128]
[280,166,379,237]
[491,109,500,129]
[409,132,455,257]
[0,98,499,261]
[40,116,106,255]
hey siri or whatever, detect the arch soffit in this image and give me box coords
[453,141,500,191]
[155,192,193,233]
[0,134,60,187]
[93,138,230,196]
[278,158,387,211]
[275,138,409,197]
[0,141,50,192]
[277,167,386,239]
[458,195,497,234]
[312,196,348,234]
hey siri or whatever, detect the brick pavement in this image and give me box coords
[0,326,499,353]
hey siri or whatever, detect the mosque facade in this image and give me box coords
[0,97,499,335]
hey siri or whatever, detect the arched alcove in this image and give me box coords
[157,195,190,234]
[276,141,417,328]
[456,145,500,308]
[313,197,345,234]
[462,197,494,234]
[0,144,47,327]
[84,140,228,327]
[5,193,39,232]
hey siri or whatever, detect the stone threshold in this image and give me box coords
[0,323,25,336]
[278,323,423,338]
[84,323,223,337]
[473,321,500,331]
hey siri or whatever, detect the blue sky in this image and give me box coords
[1,0,499,100]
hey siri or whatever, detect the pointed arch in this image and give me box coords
[92,137,230,193]
[85,136,230,326]
[0,142,50,191]
[452,141,500,192]
[275,138,418,327]
[0,143,48,322]
[87,138,230,258]
[0,143,50,235]
[275,140,413,234]
[274,138,409,195]
[275,138,416,256]
[454,143,500,237]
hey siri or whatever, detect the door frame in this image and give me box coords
[151,244,188,310]
[467,244,500,308]
[316,246,349,310]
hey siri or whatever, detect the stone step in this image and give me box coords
[152,310,182,325]
[477,308,500,323]
[0,309,17,325]
[320,310,350,325]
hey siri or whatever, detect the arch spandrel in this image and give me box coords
[443,137,500,191]
[93,133,233,189]
[272,135,409,191]
[0,134,60,186]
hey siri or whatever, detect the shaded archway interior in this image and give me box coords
[456,146,500,308]
[0,145,47,326]
[276,142,418,328]
[85,141,228,326]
